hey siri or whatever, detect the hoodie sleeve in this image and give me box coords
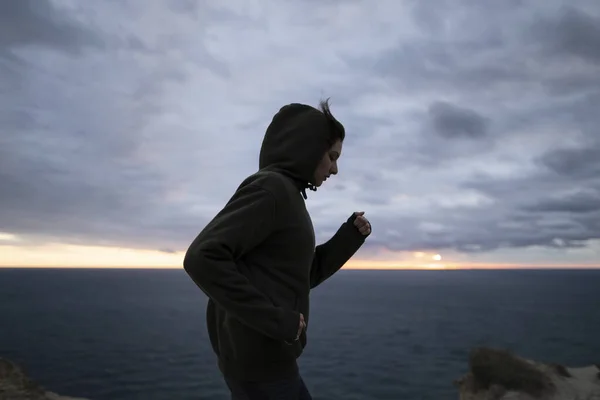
[183,182,301,343]
[309,213,368,289]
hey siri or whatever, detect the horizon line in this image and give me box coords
[1,265,599,270]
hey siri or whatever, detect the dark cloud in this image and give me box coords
[428,101,490,139]
[0,0,102,53]
[0,115,202,250]
[538,144,600,179]
[366,205,599,254]
[534,5,600,64]
[362,2,600,106]
[522,190,600,213]
[450,159,600,253]
[159,248,178,254]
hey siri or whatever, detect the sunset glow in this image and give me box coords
[0,243,185,269]
[2,242,598,269]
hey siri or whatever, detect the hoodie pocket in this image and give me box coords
[221,314,296,365]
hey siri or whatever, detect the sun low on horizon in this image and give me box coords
[2,232,599,270]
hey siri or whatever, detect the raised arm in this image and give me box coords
[310,213,369,289]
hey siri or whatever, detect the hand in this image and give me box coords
[296,313,306,340]
[353,211,371,236]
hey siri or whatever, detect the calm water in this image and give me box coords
[1,268,598,399]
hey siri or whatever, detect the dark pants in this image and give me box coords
[224,374,313,400]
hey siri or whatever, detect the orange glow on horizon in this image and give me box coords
[1,241,599,269]
[343,259,600,270]
[0,243,185,268]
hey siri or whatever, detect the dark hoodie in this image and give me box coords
[183,103,368,382]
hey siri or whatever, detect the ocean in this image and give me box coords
[1,268,598,399]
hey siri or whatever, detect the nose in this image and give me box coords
[330,162,338,175]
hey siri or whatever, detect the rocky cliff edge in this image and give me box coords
[455,347,600,400]
[2,348,599,399]
[0,358,88,400]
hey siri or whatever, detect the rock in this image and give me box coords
[0,358,89,400]
[454,348,600,400]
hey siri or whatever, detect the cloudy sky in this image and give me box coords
[1,0,599,268]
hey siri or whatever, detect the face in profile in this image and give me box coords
[313,139,342,187]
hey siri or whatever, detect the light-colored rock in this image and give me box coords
[0,358,89,400]
[3,348,598,399]
[455,348,600,400]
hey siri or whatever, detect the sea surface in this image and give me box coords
[1,268,598,400]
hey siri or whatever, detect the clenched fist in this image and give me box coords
[353,211,371,236]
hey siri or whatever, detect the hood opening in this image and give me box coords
[258,103,331,198]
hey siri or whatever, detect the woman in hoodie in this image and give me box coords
[184,99,371,400]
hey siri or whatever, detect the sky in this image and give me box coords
[1,0,600,269]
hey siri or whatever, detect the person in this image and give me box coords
[183,99,372,400]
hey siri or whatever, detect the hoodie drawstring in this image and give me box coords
[300,183,317,199]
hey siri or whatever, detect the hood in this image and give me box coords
[259,103,331,197]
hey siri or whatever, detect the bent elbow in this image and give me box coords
[184,242,232,289]
[183,251,192,273]
[183,249,207,281]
